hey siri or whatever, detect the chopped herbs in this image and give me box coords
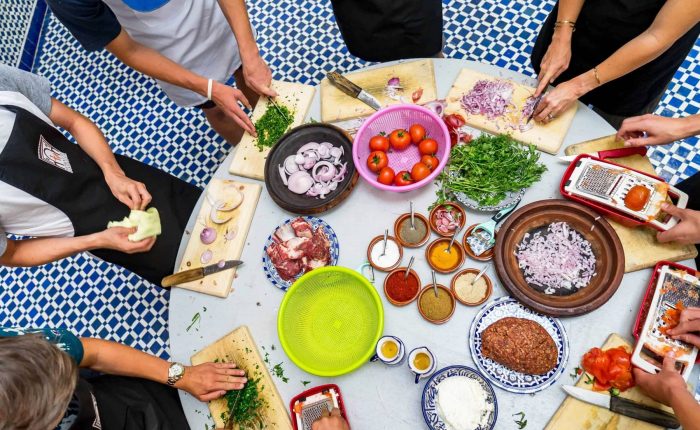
[609,387,620,397]
[435,134,546,207]
[254,103,293,150]
[222,377,267,430]
[513,412,527,429]
[271,362,289,383]
[263,352,270,365]
[302,380,311,386]
[569,366,583,382]
[187,312,201,332]
[584,373,595,385]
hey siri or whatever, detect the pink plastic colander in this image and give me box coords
[353,104,450,192]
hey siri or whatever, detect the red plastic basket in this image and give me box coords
[289,384,349,430]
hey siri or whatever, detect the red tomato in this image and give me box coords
[367,151,388,173]
[369,134,390,152]
[421,155,439,171]
[582,347,611,387]
[418,138,438,155]
[389,129,411,151]
[377,166,395,185]
[411,162,431,182]
[394,171,414,186]
[582,346,635,392]
[409,124,426,144]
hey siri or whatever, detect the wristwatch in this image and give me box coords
[167,362,186,386]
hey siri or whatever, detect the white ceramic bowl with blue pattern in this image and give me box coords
[469,296,569,394]
[262,216,340,291]
[422,365,498,430]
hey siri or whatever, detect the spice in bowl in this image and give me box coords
[367,235,403,271]
[452,269,492,306]
[430,202,466,236]
[394,213,430,247]
[426,239,464,273]
[384,268,421,305]
[418,285,456,324]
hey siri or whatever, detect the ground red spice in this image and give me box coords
[386,271,419,302]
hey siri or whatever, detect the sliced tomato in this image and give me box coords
[582,347,611,386]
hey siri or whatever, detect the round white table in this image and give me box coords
[170,58,698,430]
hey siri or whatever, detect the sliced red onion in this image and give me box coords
[387,77,401,87]
[200,227,217,244]
[424,100,447,117]
[412,88,424,103]
[224,227,237,241]
[287,171,314,194]
[312,161,337,182]
[279,165,288,186]
[297,142,321,153]
[210,202,233,224]
[461,79,515,120]
[200,249,213,264]
[284,155,300,174]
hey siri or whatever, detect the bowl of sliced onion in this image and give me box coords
[353,105,450,192]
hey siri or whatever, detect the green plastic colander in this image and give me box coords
[277,266,384,376]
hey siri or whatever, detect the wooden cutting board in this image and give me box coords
[565,135,697,272]
[320,59,437,122]
[546,333,675,430]
[229,80,315,181]
[444,69,577,154]
[175,179,261,297]
[191,325,293,429]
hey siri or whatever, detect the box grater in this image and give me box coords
[561,155,688,231]
[290,384,348,430]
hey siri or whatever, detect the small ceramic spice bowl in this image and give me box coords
[451,268,493,306]
[417,284,456,325]
[394,213,431,248]
[429,202,466,237]
[462,224,495,261]
[383,267,421,306]
[425,238,465,274]
[367,235,403,272]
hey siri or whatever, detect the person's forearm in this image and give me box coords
[217,0,259,62]
[670,389,700,430]
[80,338,170,384]
[106,30,209,98]
[678,114,700,139]
[0,235,100,267]
[556,0,585,23]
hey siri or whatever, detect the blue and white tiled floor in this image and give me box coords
[1,0,699,359]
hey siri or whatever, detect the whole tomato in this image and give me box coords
[389,129,411,151]
[418,138,438,155]
[409,124,426,144]
[377,166,395,185]
[367,151,388,173]
[369,134,390,152]
[394,171,414,186]
[411,162,431,181]
[421,155,439,171]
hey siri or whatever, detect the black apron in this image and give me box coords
[69,376,189,430]
[677,173,700,268]
[0,105,201,286]
[531,0,700,117]
[330,0,443,62]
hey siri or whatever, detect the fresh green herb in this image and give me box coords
[569,366,583,382]
[263,352,270,365]
[222,377,267,430]
[254,103,293,150]
[584,374,595,385]
[203,306,207,312]
[513,412,527,429]
[435,134,546,207]
[271,362,289,383]
[302,380,311,386]
[609,387,620,397]
[187,312,201,332]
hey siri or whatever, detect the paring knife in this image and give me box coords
[562,385,680,428]
[326,72,382,111]
[526,94,544,124]
[559,146,647,163]
[161,260,243,287]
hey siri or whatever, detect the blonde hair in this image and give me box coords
[0,334,78,429]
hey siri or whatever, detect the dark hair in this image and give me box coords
[0,334,77,429]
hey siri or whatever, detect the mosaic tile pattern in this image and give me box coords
[1,0,698,359]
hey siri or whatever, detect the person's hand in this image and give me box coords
[95,227,156,253]
[176,362,247,402]
[210,81,256,136]
[617,114,689,147]
[667,307,700,347]
[104,169,151,210]
[312,408,349,430]
[533,80,579,124]
[535,33,572,97]
[242,55,277,98]
[633,353,686,406]
[656,204,700,245]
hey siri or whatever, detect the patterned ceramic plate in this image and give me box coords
[422,365,498,430]
[262,216,340,291]
[469,297,569,393]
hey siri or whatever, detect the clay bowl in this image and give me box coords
[417,284,456,324]
[394,212,431,248]
[494,199,625,317]
[367,235,403,272]
[429,202,466,237]
[462,224,495,262]
[383,267,421,306]
[425,238,465,274]
[451,268,493,306]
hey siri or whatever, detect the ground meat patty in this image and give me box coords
[480,317,558,375]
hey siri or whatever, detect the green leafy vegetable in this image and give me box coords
[435,134,546,207]
[302,380,311,386]
[186,312,201,332]
[569,366,583,382]
[254,103,293,150]
[222,377,267,429]
[107,207,161,241]
[609,387,620,397]
[512,411,527,429]
[271,362,289,383]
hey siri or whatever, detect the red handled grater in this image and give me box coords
[560,154,688,231]
[290,384,349,430]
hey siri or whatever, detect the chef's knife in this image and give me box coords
[161,260,243,287]
[558,146,647,163]
[326,72,382,111]
[526,94,544,124]
[562,385,680,428]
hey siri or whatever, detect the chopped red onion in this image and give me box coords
[461,79,515,120]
